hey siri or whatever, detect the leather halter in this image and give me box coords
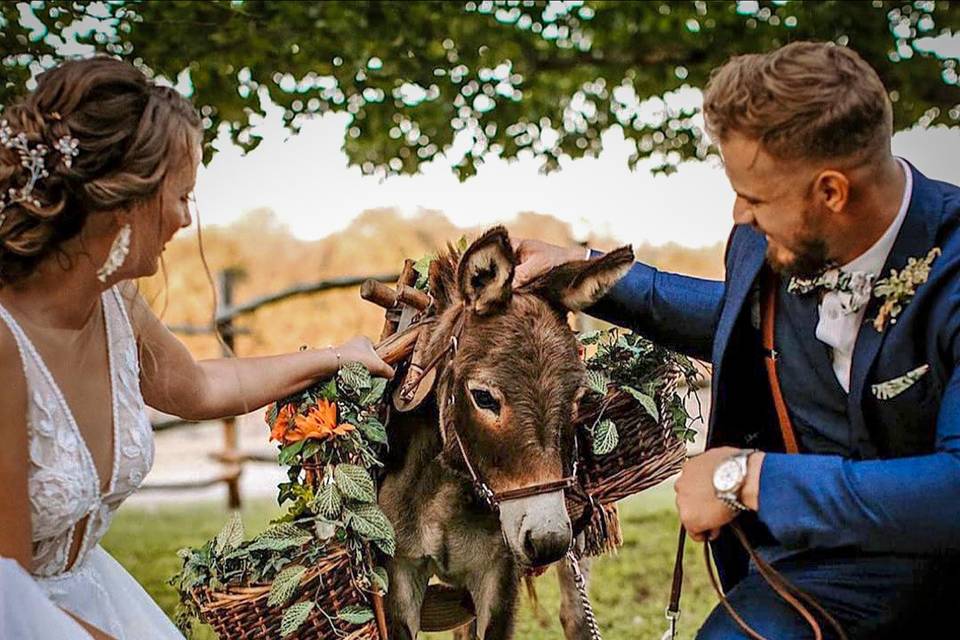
[419,305,578,511]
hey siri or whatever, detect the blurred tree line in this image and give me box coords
[2,0,958,179]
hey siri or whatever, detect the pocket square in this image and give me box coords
[871,364,930,400]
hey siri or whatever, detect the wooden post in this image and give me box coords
[217,267,245,509]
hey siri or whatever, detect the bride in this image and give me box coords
[0,57,393,639]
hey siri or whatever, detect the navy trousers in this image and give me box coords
[696,551,954,639]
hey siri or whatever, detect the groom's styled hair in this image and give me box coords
[702,41,893,164]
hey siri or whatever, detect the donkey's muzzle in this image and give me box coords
[498,489,572,568]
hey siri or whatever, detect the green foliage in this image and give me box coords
[214,511,244,554]
[172,363,392,633]
[4,1,957,177]
[268,564,308,607]
[334,464,377,503]
[280,600,315,637]
[338,604,375,625]
[591,418,619,456]
[580,328,702,444]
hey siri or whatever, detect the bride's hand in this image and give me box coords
[336,336,394,379]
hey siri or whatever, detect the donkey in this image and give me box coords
[378,227,633,639]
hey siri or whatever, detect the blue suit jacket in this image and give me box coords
[589,163,960,588]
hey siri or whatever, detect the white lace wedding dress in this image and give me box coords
[0,287,183,639]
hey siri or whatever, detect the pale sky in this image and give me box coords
[195,101,960,249]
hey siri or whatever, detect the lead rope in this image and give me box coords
[566,548,602,640]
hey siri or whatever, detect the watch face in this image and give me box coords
[713,459,741,493]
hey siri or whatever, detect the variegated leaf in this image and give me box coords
[215,511,244,554]
[624,386,660,422]
[585,370,609,396]
[337,605,375,625]
[268,564,308,607]
[334,465,377,503]
[592,419,619,456]
[280,601,314,637]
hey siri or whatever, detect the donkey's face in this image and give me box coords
[424,227,633,567]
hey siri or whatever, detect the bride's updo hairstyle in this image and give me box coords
[0,56,201,286]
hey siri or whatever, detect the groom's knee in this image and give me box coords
[695,576,815,640]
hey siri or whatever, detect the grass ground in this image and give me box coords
[103,483,716,639]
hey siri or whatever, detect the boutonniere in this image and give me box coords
[872,247,941,332]
[871,364,930,400]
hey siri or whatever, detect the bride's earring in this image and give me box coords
[96,223,132,283]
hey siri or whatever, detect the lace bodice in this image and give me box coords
[0,287,154,578]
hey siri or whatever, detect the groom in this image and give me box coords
[515,41,960,637]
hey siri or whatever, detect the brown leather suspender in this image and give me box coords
[762,271,800,455]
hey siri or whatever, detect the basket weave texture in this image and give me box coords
[192,545,380,640]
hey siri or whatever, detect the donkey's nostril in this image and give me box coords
[523,529,538,559]
[523,527,571,568]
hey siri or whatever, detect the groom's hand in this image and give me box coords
[675,446,764,542]
[512,238,588,287]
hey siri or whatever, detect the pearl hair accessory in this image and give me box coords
[0,118,80,229]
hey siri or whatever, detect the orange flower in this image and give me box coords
[285,399,355,443]
[269,404,296,443]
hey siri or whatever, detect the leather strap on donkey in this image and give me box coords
[663,272,847,640]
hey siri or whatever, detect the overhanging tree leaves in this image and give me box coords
[2,1,958,178]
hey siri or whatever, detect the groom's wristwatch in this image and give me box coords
[712,449,755,512]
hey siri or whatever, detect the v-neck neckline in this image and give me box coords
[2,290,119,498]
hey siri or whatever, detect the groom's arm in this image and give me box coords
[756,309,960,553]
[585,257,724,362]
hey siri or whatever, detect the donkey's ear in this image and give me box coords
[456,226,515,315]
[529,246,634,311]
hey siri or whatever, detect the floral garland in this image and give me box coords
[171,362,393,638]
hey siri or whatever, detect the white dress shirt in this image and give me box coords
[815,158,912,392]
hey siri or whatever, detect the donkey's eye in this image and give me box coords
[470,389,501,415]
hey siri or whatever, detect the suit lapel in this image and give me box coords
[847,164,942,442]
[710,227,766,438]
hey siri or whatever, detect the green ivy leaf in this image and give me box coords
[335,465,377,503]
[338,605,375,625]
[358,417,388,444]
[278,440,306,466]
[268,564,308,607]
[215,511,244,554]
[280,600,315,637]
[585,370,609,396]
[313,482,344,520]
[301,441,322,460]
[578,330,603,345]
[592,419,619,456]
[413,254,436,290]
[319,377,339,401]
[624,386,660,422]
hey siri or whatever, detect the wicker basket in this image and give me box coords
[575,385,687,504]
[190,544,381,640]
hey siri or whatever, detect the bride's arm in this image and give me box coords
[118,284,394,421]
[0,328,115,640]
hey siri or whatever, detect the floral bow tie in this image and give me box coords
[787,268,876,314]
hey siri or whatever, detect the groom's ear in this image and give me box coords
[526,246,634,311]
